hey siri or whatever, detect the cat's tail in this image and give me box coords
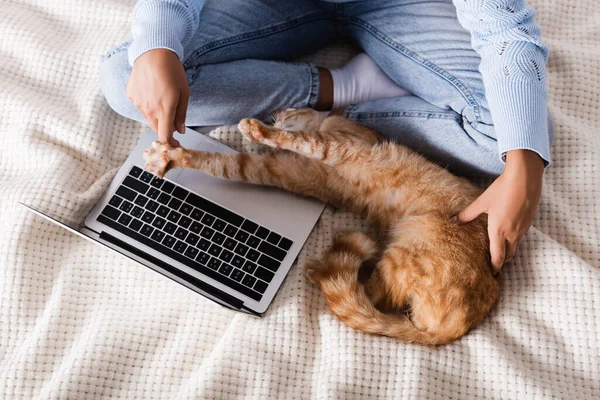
[306,232,443,345]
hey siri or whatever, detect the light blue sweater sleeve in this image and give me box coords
[128,0,205,66]
[453,0,551,166]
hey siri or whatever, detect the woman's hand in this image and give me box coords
[126,48,190,147]
[453,150,545,274]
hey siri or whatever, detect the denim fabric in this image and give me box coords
[100,0,552,176]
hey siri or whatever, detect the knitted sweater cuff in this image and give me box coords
[128,1,194,66]
[489,80,552,167]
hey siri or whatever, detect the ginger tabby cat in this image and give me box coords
[143,108,501,345]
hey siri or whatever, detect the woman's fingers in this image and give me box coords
[453,193,488,225]
[489,232,506,274]
[174,89,189,134]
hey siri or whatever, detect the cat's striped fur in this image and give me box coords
[143,108,501,345]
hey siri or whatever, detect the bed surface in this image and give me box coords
[1,0,599,398]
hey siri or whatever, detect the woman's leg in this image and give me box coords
[100,0,337,125]
[336,0,503,176]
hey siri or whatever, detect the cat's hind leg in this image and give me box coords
[238,118,372,167]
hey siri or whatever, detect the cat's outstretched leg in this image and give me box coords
[238,118,374,167]
[143,141,347,206]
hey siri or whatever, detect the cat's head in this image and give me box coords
[273,108,328,132]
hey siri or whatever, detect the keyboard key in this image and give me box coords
[150,177,163,188]
[235,230,249,243]
[208,257,222,270]
[184,246,199,259]
[208,244,222,257]
[254,280,268,294]
[246,235,260,248]
[161,181,175,194]
[196,251,210,265]
[255,267,274,283]
[234,243,248,257]
[258,254,281,272]
[116,186,137,202]
[241,220,258,234]
[173,240,187,254]
[231,268,245,282]
[164,222,177,235]
[256,227,269,239]
[242,261,257,274]
[162,235,176,248]
[145,200,159,212]
[258,240,286,261]
[242,274,257,288]
[212,232,225,245]
[172,187,189,200]
[141,211,154,223]
[219,249,234,263]
[134,195,148,207]
[218,263,233,276]
[189,221,203,234]
[197,239,210,251]
[231,255,244,269]
[179,216,192,229]
[190,208,204,221]
[97,215,263,301]
[129,218,143,231]
[200,226,214,239]
[279,237,293,250]
[119,200,134,213]
[212,219,227,232]
[168,197,182,210]
[101,205,121,220]
[157,205,170,217]
[140,171,153,183]
[167,210,181,223]
[187,193,244,227]
[247,249,260,262]
[131,206,144,218]
[174,227,187,240]
[140,224,154,237]
[129,166,142,178]
[109,196,122,208]
[147,188,160,199]
[223,224,238,238]
[151,230,165,243]
[179,203,193,216]
[201,214,215,226]
[267,232,282,246]
[118,214,132,226]
[157,193,171,205]
[152,217,166,229]
[185,233,199,246]
[223,238,237,251]
[123,176,149,194]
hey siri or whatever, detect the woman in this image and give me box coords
[99,0,554,274]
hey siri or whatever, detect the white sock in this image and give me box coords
[330,53,410,110]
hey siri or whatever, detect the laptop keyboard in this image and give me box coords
[96,165,294,301]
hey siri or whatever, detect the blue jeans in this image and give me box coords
[100,0,510,176]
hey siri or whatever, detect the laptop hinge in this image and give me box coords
[99,231,245,311]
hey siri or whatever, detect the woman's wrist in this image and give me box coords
[505,149,545,178]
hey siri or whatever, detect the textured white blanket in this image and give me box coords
[1,0,599,398]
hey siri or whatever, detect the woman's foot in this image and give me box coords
[329,53,410,110]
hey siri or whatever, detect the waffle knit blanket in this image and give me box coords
[1,0,599,398]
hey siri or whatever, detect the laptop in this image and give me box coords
[22,127,325,315]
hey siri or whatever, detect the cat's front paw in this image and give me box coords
[238,118,268,142]
[143,141,188,178]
